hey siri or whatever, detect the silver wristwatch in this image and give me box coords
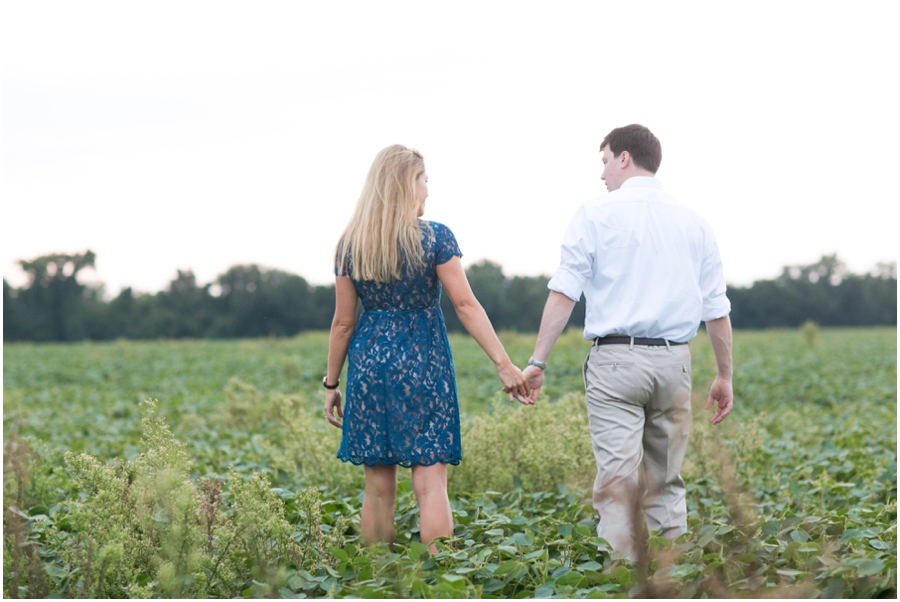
[527,357,547,370]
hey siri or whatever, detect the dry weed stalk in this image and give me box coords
[198,477,224,552]
[631,393,820,598]
[3,435,49,599]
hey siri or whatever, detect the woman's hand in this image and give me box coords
[325,389,343,428]
[497,362,534,405]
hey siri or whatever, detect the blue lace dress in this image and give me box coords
[336,221,463,467]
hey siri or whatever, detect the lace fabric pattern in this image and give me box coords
[336,221,463,467]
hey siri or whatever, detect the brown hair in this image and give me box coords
[600,124,662,173]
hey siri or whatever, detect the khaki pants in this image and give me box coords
[582,342,692,560]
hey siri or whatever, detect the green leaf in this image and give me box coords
[856,558,885,577]
[482,579,506,593]
[411,579,429,597]
[599,583,620,591]
[761,520,781,537]
[408,541,430,561]
[790,530,810,543]
[697,532,715,546]
[44,564,68,579]
[534,583,556,598]
[869,539,888,550]
[288,575,305,591]
[330,547,349,561]
[556,572,585,587]
[513,532,533,546]
[495,560,521,575]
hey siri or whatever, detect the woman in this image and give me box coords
[324,144,531,553]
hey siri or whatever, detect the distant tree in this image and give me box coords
[309,284,337,331]
[139,270,217,338]
[3,252,893,341]
[211,265,316,337]
[3,279,23,341]
[465,260,508,326]
[439,260,586,335]
[10,251,101,341]
[729,255,896,328]
[106,287,142,338]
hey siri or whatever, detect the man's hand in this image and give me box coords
[705,376,733,425]
[522,365,544,404]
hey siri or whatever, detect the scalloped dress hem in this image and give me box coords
[337,454,462,468]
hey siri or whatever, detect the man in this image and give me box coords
[522,124,734,560]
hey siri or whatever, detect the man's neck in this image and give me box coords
[629,168,656,179]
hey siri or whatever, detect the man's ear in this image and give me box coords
[618,150,632,169]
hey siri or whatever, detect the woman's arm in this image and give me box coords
[324,276,359,427]
[436,256,531,402]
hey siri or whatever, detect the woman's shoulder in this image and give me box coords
[420,220,461,262]
[421,220,455,237]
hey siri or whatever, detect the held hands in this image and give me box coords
[324,389,343,428]
[497,362,534,405]
[522,365,544,404]
[705,376,733,425]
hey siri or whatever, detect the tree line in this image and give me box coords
[3,251,895,342]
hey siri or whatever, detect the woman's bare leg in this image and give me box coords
[411,463,452,553]
[361,464,398,548]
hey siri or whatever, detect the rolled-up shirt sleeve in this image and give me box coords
[548,205,593,302]
[699,223,731,321]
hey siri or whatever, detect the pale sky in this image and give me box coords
[4,1,898,298]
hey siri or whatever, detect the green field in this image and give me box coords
[3,327,897,598]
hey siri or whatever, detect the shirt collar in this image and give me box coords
[619,176,662,190]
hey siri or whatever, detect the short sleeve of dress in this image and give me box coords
[432,222,462,265]
[334,242,351,277]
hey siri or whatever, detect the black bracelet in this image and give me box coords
[323,377,340,390]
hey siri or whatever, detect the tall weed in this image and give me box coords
[62,399,203,597]
[451,392,595,494]
[22,398,348,598]
[271,391,364,493]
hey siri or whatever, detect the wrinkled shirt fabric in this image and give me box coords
[548,177,730,342]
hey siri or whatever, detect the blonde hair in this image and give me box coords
[336,144,427,282]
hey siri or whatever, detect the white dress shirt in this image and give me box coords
[548,176,731,343]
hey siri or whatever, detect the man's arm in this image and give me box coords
[523,291,578,401]
[704,315,733,425]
